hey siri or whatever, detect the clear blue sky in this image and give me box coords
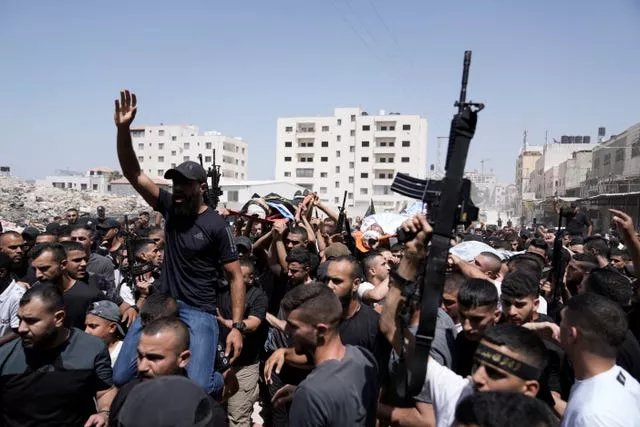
[1,1,639,183]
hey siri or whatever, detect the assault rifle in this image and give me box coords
[336,190,348,233]
[119,215,154,293]
[198,150,223,209]
[390,51,483,398]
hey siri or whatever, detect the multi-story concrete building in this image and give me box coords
[37,167,116,193]
[274,108,428,214]
[531,141,598,200]
[514,145,542,217]
[557,150,592,197]
[129,124,249,181]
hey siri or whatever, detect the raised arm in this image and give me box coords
[114,90,160,209]
[610,209,640,280]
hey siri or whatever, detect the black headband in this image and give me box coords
[474,343,542,381]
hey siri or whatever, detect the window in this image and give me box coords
[632,141,640,158]
[158,156,165,162]
[157,169,164,176]
[335,166,340,173]
[337,119,342,126]
[171,136,177,141]
[350,114,356,122]
[285,126,293,132]
[362,125,370,131]
[138,143,144,150]
[131,129,145,138]
[138,156,144,162]
[361,157,369,162]
[348,192,353,199]
[335,197,340,204]
[350,146,355,152]
[360,188,368,195]
[349,161,354,169]
[337,135,341,142]
[321,157,328,162]
[362,141,370,147]
[296,168,314,178]
[285,157,292,162]
[158,130,165,136]
[205,156,212,163]
[322,126,329,132]
[335,181,340,188]
[361,173,369,178]
[242,147,245,154]
[159,143,164,150]
[299,141,314,147]
[284,171,291,177]
[378,173,386,179]
[171,150,176,156]
[93,184,98,191]
[402,140,410,147]
[183,156,190,161]
[171,163,176,168]
[350,130,355,136]
[320,172,328,178]
[390,126,395,131]
[227,191,239,202]
[336,150,341,158]
[320,187,327,194]
[403,124,411,131]
[285,141,292,147]
[381,126,387,131]
[206,142,212,149]
[603,153,611,166]
[322,141,329,147]
[241,161,245,166]
[615,148,625,162]
[184,142,190,149]
[349,176,354,183]
[388,157,394,163]
[235,159,239,165]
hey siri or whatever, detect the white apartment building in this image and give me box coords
[37,167,116,193]
[274,107,428,215]
[130,124,249,182]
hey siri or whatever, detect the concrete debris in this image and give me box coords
[0,176,151,229]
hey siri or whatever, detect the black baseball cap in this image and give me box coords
[164,161,207,183]
[116,376,218,427]
[235,236,253,253]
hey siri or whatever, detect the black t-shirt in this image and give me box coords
[109,377,228,427]
[0,328,112,427]
[452,333,479,377]
[616,331,640,382]
[12,262,37,285]
[565,211,591,236]
[339,303,391,380]
[33,280,107,330]
[218,285,268,366]
[156,189,238,313]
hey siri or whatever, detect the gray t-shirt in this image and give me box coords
[289,345,379,427]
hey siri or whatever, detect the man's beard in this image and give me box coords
[171,195,201,219]
[337,292,352,309]
[22,325,59,349]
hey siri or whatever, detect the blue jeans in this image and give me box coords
[112,300,220,393]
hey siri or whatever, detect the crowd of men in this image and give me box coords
[0,90,639,426]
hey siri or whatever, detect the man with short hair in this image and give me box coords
[85,300,124,367]
[285,248,313,287]
[35,232,58,244]
[0,231,35,284]
[501,272,550,326]
[453,278,502,376]
[560,293,640,426]
[113,89,244,393]
[565,253,599,296]
[71,224,116,289]
[442,272,466,332]
[358,252,391,306]
[583,236,611,268]
[109,317,227,426]
[272,282,379,427]
[454,391,557,427]
[0,285,115,426]
[138,211,151,230]
[0,252,25,346]
[564,203,592,238]
[66,208,79,225]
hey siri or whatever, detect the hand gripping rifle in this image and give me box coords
[119,216,154,294]
[198,150,223,209]
[390,51,483,399]
[336,190,348,233]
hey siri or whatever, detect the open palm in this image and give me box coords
[114,89,137,127]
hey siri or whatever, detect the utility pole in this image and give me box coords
[480,158,490,175]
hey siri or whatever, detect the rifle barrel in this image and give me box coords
[457,51,472,112]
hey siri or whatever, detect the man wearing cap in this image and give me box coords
[113,89,244,393]
[96,218,123,260]
[85,300,125,367]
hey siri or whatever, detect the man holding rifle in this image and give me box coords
[111,89,245,393]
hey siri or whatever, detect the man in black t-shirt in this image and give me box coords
[0,285,115,427]
[272,283,379,427]
[112,90,245,394]
[564,203,592,238]
[217,259,268,426]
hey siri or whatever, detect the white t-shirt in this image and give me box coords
[0,280,26,338]
[537,296,548,315]
[562,365,640,427]
[417,357,474,427]
[109,340,123,368]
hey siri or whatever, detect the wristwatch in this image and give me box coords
[232,321,246,332]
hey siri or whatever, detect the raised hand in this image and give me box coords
[610,209,635,237]
[114,89,137,128]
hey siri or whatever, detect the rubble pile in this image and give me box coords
[0,176,151,228]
